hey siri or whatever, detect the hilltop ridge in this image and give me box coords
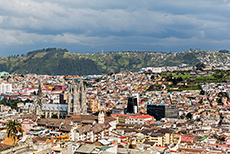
[0,48,229,75]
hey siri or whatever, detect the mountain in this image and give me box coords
[0,48,105,75]
[0,48,229,75]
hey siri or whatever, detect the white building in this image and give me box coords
[140,67,162,73]
[152,67,162,73]
[0,83,12,94]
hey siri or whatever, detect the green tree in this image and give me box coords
[200,90,205,95]
[106,111,112,117]
[172,78,178,85]
[129,144,134,149]
[11,100,19,109]
[186,112,192,119]
[218,92,228,99]
[150,75,155,80]
[6,120,23,146]
[213,71,226,81]
[95,78,101,82]
[198,98,203,104]
[196,62,205,70]
[217,98,223,105]
[51,114,58,119]
[220,137,225,141]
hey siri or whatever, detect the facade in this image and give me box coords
[0,71,9,77]
[0,83,12,94]
[65,112,116,142]
[127,96,138,114]
[147,104,165,121]
[147,104,178,120]
[98,111,105,124]
[73,122,111,142]
[141,128,174,146]
[59,93,67,104]
[0,104,10,112]
[68,80,87,115]
[112,108,125,114]
[22,80,87,118]
[141,67,162,73]
[111,114,155,125]
[165,105,179,119]
[23,103,68,119]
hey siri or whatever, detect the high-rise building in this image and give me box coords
[132,93,139,113]
[147,104,178,120]
[127,95,139,114]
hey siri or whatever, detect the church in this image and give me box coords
[22,79,87,118]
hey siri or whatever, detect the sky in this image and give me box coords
[0,0,230,56]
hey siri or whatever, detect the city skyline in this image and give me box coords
[0,0,230,56]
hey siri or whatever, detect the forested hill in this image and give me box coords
[0,48,105,75]
[0,48,229,75]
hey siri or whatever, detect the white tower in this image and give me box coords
[98,111,104,124]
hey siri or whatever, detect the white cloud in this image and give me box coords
[5,35,22,45]
[0,0,230,56]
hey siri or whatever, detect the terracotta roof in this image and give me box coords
[91,124,103,133]
[150,133,164,137]
[141,128,174,136]
[22,114,39,121]
[178,148,207,153]
[37,118,73,132]
[117,128,140,133]
[104,116,116,123]
[81,120,95,124]
[66,115,115,123]
[77,122,111,134]
[77,125,91,134]
[143,141,155,146]
[111,114,153,119]
[66,115,98,122]
[60,124,73,132]
[157,128,174,134]
[35,136,50,142]
[0,143,11,150]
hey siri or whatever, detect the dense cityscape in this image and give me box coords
[0,62,230,153]
[1,0,230,153]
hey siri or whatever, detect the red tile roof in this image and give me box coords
[111,114,153,119]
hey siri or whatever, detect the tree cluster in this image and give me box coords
[0,98,20,109]
[195,62,205,71]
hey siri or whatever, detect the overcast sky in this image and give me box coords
[0,0,230,56]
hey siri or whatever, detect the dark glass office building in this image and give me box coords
[127,97,138,114]
[147,104,178,120]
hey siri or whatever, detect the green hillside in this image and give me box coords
[0,48,229,75]
[0,48,105,75]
